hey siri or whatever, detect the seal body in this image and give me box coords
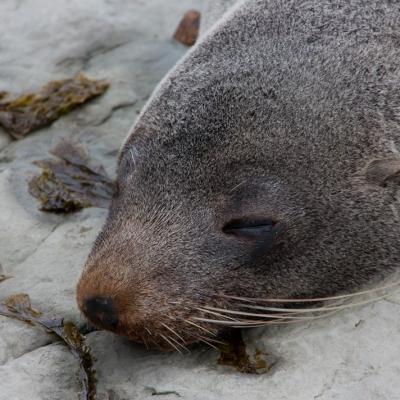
[77,0,400,349]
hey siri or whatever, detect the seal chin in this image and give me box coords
[119,322,201,352]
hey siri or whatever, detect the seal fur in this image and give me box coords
[77,0,400,349]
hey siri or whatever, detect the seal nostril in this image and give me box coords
[83,296,119,330]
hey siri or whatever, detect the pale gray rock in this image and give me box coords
[0,0,399,399]
[0,208,106,324]
[86,296,400,400]
[0,0,204,398]
[0,130,11,152]
[0,168,62,269]
[0,317,53,365]
[199,0,239,37]
[0,343,80,400]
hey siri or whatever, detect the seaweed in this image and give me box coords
[28,141,115,213]
[0,275,11,283]
[144,387,181,397]
[0,293,97,400]
[0,262,11,283]
[0,74,109,139]
[217,330,276,374]
[173,10,201,46]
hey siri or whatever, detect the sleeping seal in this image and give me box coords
[76,0,400,349]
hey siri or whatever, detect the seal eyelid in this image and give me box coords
[222,218,278,239]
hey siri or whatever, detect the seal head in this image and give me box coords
[77,0,400,349]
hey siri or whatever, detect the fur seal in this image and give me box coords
[77,0,400,349]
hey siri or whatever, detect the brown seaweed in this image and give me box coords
[173,10,201,46]
[28,141,115,213]
[0,262,11,283]
[0,275,11,283]
[144,387,181,397]
[217,330,276,374]
[0,74,109,139]
[0,293,97,400]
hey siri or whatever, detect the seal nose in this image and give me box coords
[83,297,119,330]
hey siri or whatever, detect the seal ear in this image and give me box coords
[365,159,400,187]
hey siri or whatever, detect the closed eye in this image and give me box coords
[222,218,278,239]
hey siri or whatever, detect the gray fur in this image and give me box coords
[77,0,400,347]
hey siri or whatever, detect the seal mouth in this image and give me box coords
[76,265,223,351]
[77,293,221,351]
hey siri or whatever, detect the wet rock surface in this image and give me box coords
[0,1,399,399]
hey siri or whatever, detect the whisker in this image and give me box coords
[231,309,342,328]
[168,335,190,353]
[202,306,336,320]
[229,291,400,314]
[161,322,186,343]
[193,317,309,328]
[229,179,247,193]
[147,336,162,350]
[192,318,267,326]
[145,327,153,336]
[202,306,301,319]
[194,306,354,328]
[239,303,329,312]
[159,333,182,354]
[140,335,150,349]
[222,280,400,303]
[184,319,218,336]
[196,307,239,321]
[161,323,190,353]
[196,337,219,350]
[197,335,226,345]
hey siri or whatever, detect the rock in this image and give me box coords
[199,0,237,38]
[86,299,400,400]
[0,343,80,400]
[0,207,108,325]
[173,10,201,46]
[0,168,63,269]
[0,317,53,365]
[0,1,203,398]
[0,131,11,151]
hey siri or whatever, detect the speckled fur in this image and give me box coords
[77,0,400,347]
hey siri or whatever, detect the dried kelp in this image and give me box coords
[217,330,275,374]
[173,10,201,46]
[144,387,181,397]
[29,141,115,213]
[0,293,97,400]
[0,262,11,283]
[0,275,11,283]
[0,74,109,139]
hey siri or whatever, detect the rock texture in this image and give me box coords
[0,1,399,399]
